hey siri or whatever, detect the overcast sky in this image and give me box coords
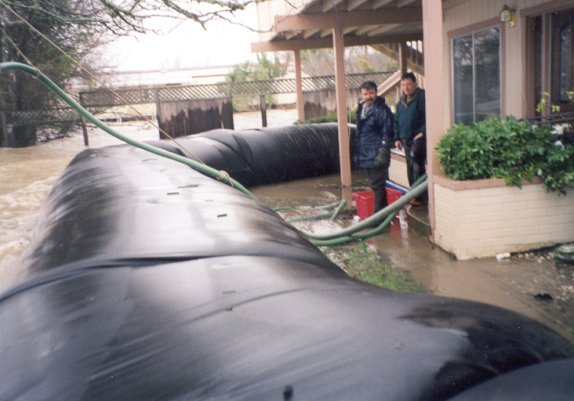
[104,5,259,71]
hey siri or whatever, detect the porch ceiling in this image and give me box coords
[251,0,423,52]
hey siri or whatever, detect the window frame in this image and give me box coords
[523,0,574,116]
[449,22,503,124]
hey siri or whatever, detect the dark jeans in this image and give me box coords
[403,139,427,202]
[366,167,388,213]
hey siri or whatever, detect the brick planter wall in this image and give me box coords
[433,176,574,260]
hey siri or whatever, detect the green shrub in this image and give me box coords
[437,116,574,194]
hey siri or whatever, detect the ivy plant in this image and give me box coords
[437,116,574,195]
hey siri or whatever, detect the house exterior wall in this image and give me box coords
[442,0,567,122]
[433,177,574,260]
[426,0,574,259]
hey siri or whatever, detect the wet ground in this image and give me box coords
[372,213,574,341]
[2,110,573,342]
[253,173,574,342]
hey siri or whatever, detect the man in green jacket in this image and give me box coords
[394,72,426,205]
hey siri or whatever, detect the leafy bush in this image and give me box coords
[437,116,574,194]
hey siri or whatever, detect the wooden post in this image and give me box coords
[259,94,268,127]
[154,88,161,137]
[78,93,91,146]
[332,23,352,200]
[422,0,446,239]
[294,49,305,122]
[0,112,8,147]
[80,118,89,146]
[399,42,408,75]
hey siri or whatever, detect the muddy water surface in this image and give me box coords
[0,123,159,288]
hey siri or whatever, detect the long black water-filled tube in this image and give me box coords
[146,125,343,188]
[2,144,574,400]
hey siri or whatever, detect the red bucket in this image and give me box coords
[353,190,375,220]
[354,188,404,220]
[387,188,402,205]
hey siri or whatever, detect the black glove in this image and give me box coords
[375,147,391,168]
[410,138,427,162]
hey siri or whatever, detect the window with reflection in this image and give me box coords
[529,7,574,115]
[558,14,573,104]
[452,27,501,124]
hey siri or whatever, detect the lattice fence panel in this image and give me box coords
[157,84,230,102]
[80,87,157,107]
[79,71,394,108]
[2,72,395,126]
[5,108,81,125]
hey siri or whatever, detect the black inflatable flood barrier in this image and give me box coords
[2,125,574,400]
[146,123,345,187]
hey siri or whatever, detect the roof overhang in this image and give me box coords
[251,0,423,53]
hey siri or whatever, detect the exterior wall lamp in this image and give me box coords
[500,5,516,28]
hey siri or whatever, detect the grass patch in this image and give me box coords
[322,243,424,293]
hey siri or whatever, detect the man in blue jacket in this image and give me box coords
[394,72,426,205]
[354,81,394,213]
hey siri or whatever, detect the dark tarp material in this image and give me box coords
[2,125,574,400]
[146,123,345,187]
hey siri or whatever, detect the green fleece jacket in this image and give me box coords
[394,88,426,144]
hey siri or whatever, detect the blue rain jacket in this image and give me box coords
[354,96,394,169]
